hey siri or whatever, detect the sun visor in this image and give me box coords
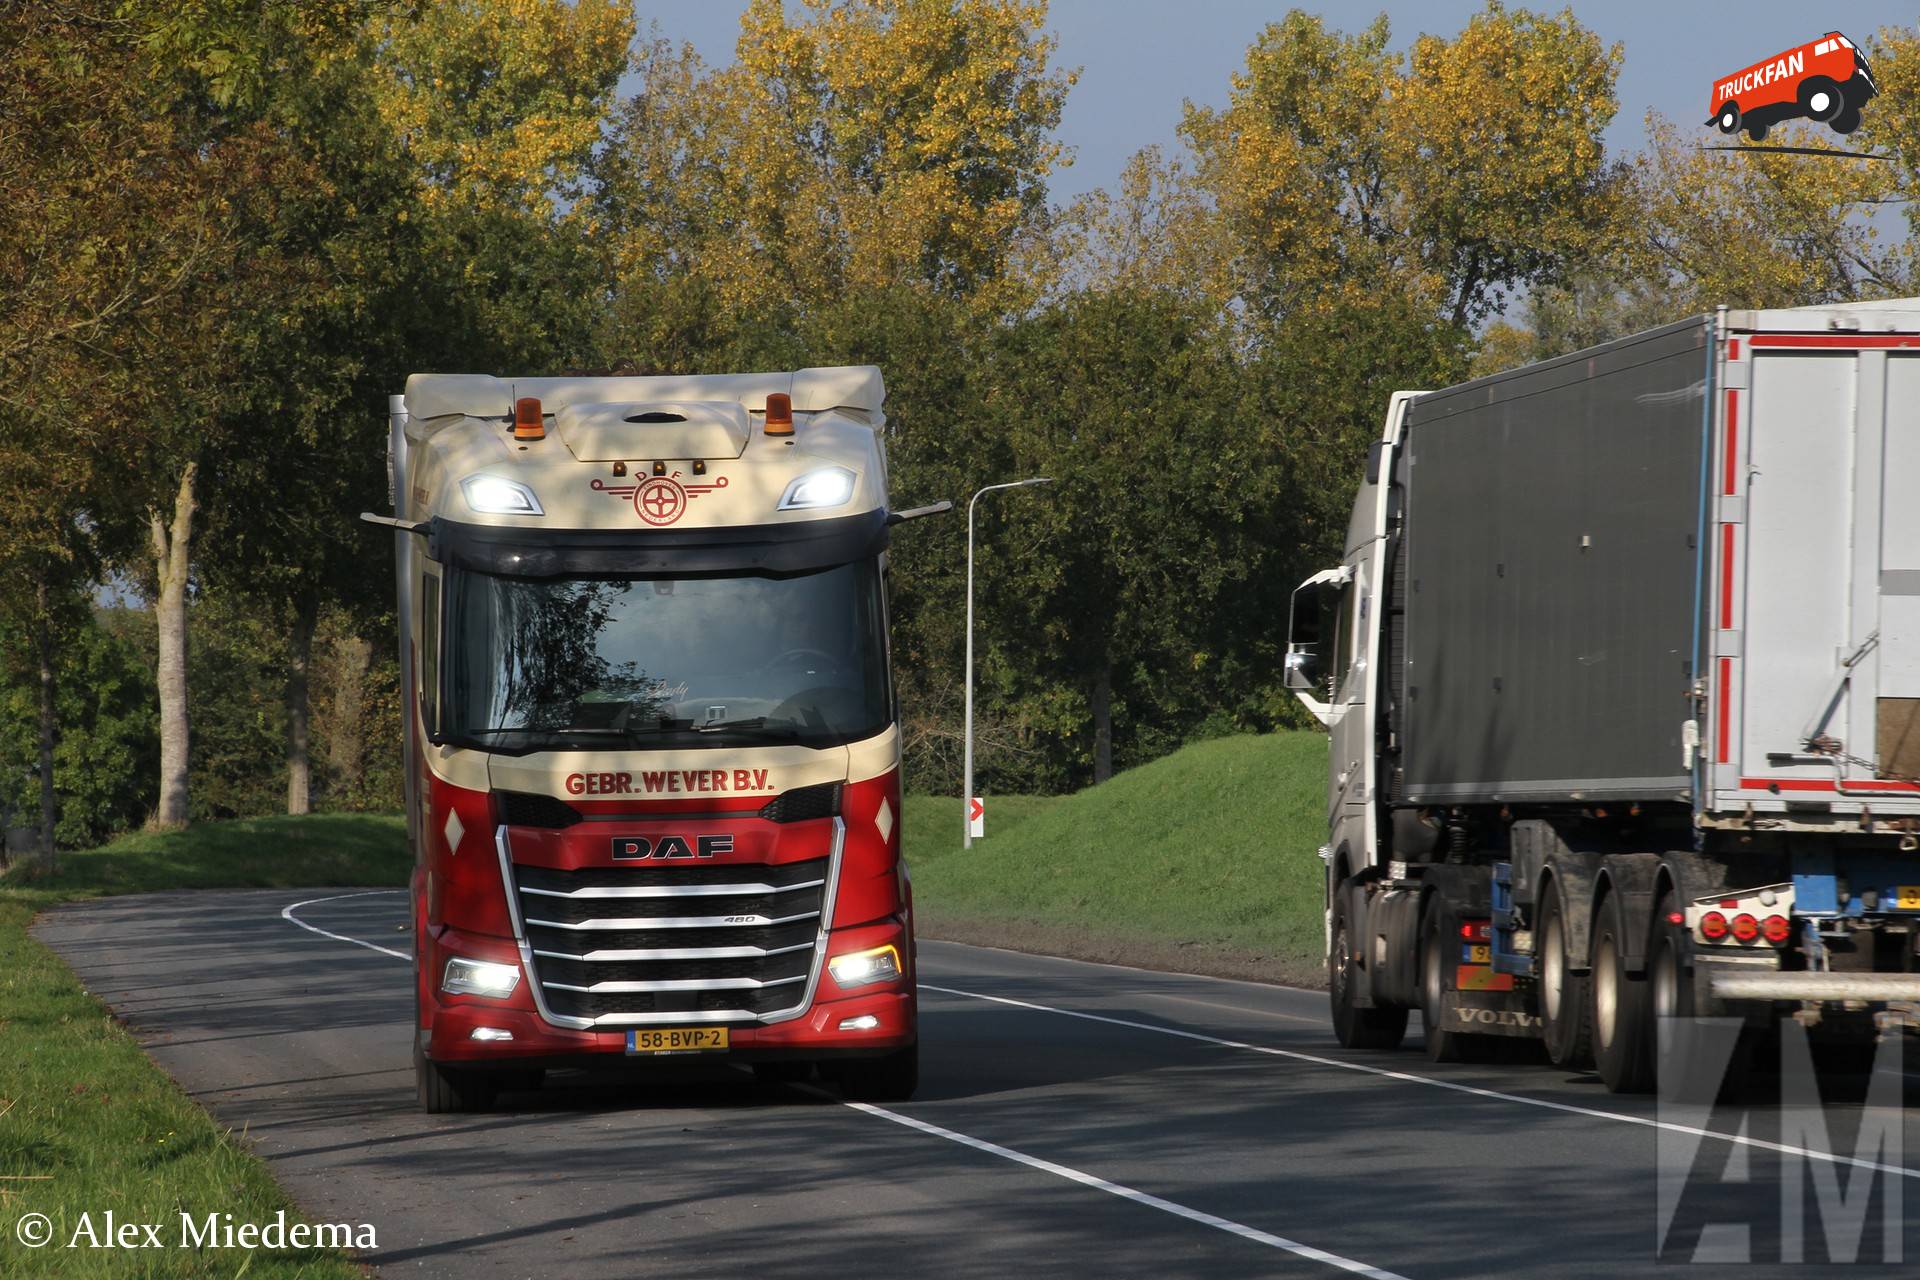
[428,510,890,578]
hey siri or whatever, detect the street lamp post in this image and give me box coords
[964,477,1053,849]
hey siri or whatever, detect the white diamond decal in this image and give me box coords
[874,797,894,845]
[443,807,466,857]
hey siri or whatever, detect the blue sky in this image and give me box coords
[635,1,1915,201]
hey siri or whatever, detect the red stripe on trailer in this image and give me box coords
[1723,388,1739,495]
[1716,657,1732,765]
[1718,524,1736,629]
[1737,777,1920,793]
[1747,334,1920,349]
[1727,338,1740,359]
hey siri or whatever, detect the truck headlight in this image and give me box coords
[828,944,902,989]
[778,467,856,511]
[460,474,544,515]
[442,957,520,997]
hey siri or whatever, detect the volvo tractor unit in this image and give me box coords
[1288,301,1920,1092]
[367,367,945,1112]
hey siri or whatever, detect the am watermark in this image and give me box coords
[1657,1018,1909,1263]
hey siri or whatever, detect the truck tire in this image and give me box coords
[1420,900,1497,1063]
[415,1039,498,1114]
[1537,878,1591,1069]
[837,1041,918,1102]
[1590,891,1654,1093]
[1330,883,1409,1050]
[1798,76,1844,122]
[1716,103,1741,134]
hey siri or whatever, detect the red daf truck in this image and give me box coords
[364,367,946,1112]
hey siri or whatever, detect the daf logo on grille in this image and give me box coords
[612,834,734,860]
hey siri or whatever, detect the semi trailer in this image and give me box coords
[364,366,945,1112]
[1287,300,1920,1092]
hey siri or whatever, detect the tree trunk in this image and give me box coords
[327,630,372,798]
[1091,665,1114,785]
[35,574,57,872]
[285,594,318,815]
[150,462,197,829]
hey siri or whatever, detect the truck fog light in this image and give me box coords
[838,1014,881,1031]
[469,1027,515,1042]
[828,944,902,990]
[443,957,521,998]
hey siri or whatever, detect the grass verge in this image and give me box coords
[0,813,406,1278]
[903,732,1331,988]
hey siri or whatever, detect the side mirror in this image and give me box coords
[1285,566,1351,727]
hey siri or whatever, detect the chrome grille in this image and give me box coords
[498,820,841,1028]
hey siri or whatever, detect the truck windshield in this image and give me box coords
[444,560,890,752]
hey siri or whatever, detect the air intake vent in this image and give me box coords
[758,781,842,824]
[496,791,583,829]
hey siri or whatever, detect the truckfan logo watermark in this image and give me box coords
[1705,31,1878,142]
[1656,1018,1907,1263]
[591,471,728,526]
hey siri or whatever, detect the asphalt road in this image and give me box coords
[33,890,1920,1278]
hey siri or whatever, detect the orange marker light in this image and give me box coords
[764,392,794,437]
[514,397,545,441]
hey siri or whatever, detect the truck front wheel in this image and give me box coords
[1591,892,1654,1093]
[415,1040,498,1114]
[1330,883,1408,1050]
[836,1041,918,1102]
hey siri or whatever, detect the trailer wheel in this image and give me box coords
[836,1041,918,1102]
[415,1039,498,1114]
[1537,879,1591,1069]
[1330,883,1409,1050]
[1590,892,1654,1093]
[1420,901,1498,1063]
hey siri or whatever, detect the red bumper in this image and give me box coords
[423,920,915,1066]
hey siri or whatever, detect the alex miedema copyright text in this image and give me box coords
[13,1210,376,1251]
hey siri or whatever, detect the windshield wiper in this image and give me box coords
[694,716,767,734]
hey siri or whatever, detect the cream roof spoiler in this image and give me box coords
[403,366,885,421]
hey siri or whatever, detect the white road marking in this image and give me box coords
[835,1094,1412,1280]
[920,983,1920,1183]
[281,891,410,961]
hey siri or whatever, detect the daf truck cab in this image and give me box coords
[369,367,944,1112]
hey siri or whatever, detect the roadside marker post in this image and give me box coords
[962,477,1052,849]
[968,797,984,839]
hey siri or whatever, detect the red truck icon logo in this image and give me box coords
[1707,32,1876,140]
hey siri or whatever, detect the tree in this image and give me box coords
[1179,3,1624,331]
[592,0,1076,345]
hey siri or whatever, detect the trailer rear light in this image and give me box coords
[1700,911,1730,940]
[1731,913,1760,943]
[469,1027,515,1042]
[461,474,544,515]
[1458,920,1491,942]
[778,466,856,510]
[828,944,902,990]
[838,1014,881,1031]
[764,391,794,437]
[442,957,521,998]
[1760,914,1791,944]
[513,396,545,441]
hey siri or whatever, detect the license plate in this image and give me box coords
[1899,885,1920,911]
[627,1027,730,1055]
[1465,943,1491,964]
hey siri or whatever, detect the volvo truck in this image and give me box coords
[1287,301,1920,1092]
[365,367,945,1112]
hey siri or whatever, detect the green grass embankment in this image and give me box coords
[0,814,406,1278]
[903,732,1331,987]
